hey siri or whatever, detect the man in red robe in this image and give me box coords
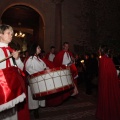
[53,42,78,80]
[96,45,120,120]
[46,42,78,106]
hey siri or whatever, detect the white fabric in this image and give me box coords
[0,93,26,112]
[0,42,24,70]
[48,53,55,62]
[62,52,72,66]
[25,56,47,74]
[28,86,39,110]
[117,70,120,76]
[0,42,25,120]
[25,56,47,109]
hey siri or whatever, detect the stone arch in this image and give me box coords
[0,3,45,26]
[0,2,45,50]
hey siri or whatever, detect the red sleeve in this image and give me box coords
[45,53,50,60]
[53,50,65,67]
[68,51,74,58]
[42,58,55,69]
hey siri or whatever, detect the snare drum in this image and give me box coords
[28,67,74,99]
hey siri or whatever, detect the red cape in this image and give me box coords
[53,50,74,67]
[96,55,120,120]
[41,58,55,69]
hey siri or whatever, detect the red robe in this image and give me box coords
[53,50,78,83]
[45,52,51,60]
[96,55,120,120]
[17,73,30,120]
[53,50,73,67]
[42,58,55,69]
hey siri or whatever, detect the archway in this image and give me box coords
[1,5,44,52]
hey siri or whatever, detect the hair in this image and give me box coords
[99,45,111,57]
[50,46,55,49]
[0,24,13,34]
[63,42,69,46]
[28,43,40,56]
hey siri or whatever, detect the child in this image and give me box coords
[0,24,29,120]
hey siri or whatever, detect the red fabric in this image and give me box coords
[0,47,14,67]
[53,50,78,79]
[96,55,120,120]
[17,56,30,120]
[17,76,30,120]
[0,47,30,119]
[46,89,73,107]
[45,52,50,60]
[42,58,55,69]
[70,64,78,78]
[17,99,30,120]
[53,50,73,67]
[0,66,25,106]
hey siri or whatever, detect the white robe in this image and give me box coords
[62,52,72,65]
[25,56,47,109]
[48,53,55,62]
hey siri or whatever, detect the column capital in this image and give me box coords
[52,0,64,4]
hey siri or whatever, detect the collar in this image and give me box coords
[0,42,8,47]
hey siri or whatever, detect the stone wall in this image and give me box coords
[0,0,120,54]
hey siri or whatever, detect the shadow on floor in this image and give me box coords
[30,83,98,120]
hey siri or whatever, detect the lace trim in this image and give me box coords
[0,93,26,112]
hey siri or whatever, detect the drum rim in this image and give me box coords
[28,67,71,79]
[32,84,74,99]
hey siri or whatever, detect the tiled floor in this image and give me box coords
[30,83,98,120]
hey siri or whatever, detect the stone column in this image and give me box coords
[52,0,64,51]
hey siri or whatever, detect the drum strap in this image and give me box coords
[0,47,14,67]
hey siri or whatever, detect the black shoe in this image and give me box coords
[34,109,39,119]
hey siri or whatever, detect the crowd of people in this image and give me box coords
[0,24,120,120]
[0,24,79,120]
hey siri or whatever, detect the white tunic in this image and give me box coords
[62,52,72,65]
[0,42,24,69]
[0,42,25,120]
[25,56,47,109]
[48,53,55,62]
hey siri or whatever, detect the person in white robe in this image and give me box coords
[25,43,48,119]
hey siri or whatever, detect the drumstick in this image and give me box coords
[0,50,21,63]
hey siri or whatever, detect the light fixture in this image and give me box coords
[14,22,25,38]
[15,31,25,38]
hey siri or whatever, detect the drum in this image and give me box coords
[0,66,26,112]
[28,67,74,99]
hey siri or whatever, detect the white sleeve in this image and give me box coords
[25,58,39,74]
[15,58,24,70]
